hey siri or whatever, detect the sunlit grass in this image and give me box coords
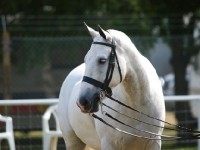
[14,131,42,137]
[12,111,198,150]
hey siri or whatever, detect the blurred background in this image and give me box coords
[0,0,200,150]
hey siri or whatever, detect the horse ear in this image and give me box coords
[84,22,98,39]
[97,25,112,42]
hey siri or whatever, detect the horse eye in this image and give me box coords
[99,58,107,64]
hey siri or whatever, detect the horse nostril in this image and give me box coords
[80,98,89,107]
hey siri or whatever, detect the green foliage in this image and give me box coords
[11,35,153,73]
[12,37,91,73]
[1,0,200,74]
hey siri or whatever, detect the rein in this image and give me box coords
[92,96,200,141]
[82,37,200,141]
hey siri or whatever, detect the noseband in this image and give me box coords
[82,39,122,96]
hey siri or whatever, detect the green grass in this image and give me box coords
[162,146,198,150]
[161,140,198,150]
[13,130,198,150]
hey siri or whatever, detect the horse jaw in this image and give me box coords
[98,25,112,42]
[84,22,99,39]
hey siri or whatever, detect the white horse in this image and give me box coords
[58,23,165,150]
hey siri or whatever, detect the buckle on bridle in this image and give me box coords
[99,90,106,114]
[99,90,106,100]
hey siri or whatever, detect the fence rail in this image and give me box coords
[0,95,200,150]
[0,99,58,105]
[1,95,200,105]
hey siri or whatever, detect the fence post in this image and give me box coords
[198,96,200,150]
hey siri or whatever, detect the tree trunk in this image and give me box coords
[2,32,12,100]
[170,37,197,146]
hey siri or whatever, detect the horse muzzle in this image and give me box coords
[76,100,99,113]
[76,101,90,113]
[76,92,102,113]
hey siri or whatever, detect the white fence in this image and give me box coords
[165,95,200,150]
[0,95,200,150]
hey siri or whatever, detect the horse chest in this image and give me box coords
[96,126,150,150]
[68,94,101,149]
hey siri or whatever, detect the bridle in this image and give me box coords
[82,38,122,96]
[82,36,200,141]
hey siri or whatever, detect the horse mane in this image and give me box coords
[107,29,162,99]
[107,29,140,55]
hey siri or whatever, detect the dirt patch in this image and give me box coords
[165,111,177,126]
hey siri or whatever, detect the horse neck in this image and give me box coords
[119,47,152,108]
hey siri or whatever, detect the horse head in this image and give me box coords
[76,23,127,113]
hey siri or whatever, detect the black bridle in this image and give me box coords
[82,39,122,96]
[82,37,200,141]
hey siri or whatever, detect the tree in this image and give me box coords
[128,0,200,146]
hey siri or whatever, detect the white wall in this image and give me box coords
[149,38,172,77]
